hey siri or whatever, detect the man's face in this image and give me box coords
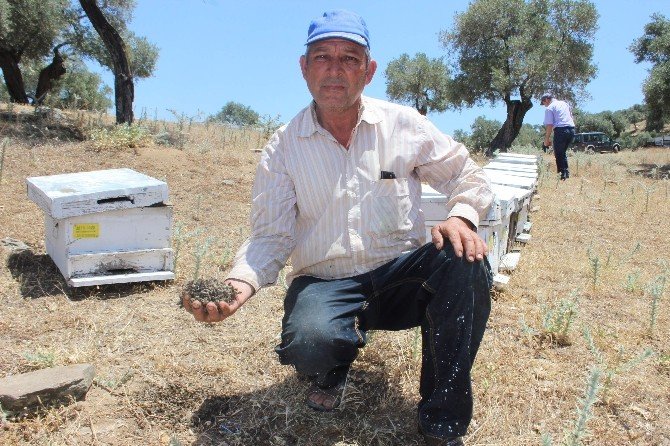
[300,39,377,113]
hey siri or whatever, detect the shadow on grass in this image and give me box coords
[630,163,670,179]
[5,248,166,300]
[187,369,422,446]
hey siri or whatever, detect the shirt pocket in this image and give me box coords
[368,178,413,239]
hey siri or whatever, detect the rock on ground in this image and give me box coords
[0,364,95,412]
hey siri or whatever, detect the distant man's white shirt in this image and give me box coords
[227,96,493,290]
[544,99,575,127]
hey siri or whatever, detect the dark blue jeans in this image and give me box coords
[275,243,492,438]
[553,126,575,173]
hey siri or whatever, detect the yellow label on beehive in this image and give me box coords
[73,223,100,239]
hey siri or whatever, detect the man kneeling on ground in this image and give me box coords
[183,9,494,446]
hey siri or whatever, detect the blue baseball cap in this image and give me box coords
[306,10,370,49]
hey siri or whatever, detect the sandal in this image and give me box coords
[305,378,347,412]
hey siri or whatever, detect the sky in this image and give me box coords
[100,0,666,136]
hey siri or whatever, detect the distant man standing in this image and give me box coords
[542,92,575,180]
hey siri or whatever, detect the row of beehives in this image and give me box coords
[421,152,539,287]
[25,154,537,288]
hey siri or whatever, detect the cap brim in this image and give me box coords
[306,31,368,48]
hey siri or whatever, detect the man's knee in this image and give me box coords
[277,318,359,375]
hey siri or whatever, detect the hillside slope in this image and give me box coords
[0,107,668,445]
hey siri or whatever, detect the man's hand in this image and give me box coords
[182,279,255,323]
[430,216,488,262]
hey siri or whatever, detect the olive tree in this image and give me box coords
[630,13,670,132]
[0,0,69,103]
[385,53,450,115]
[440,0,598,155]
[0,0,157,123]
[209,102,260,127]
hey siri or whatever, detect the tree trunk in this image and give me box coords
[35,45,67,105]
[79,0,134,124]
[0,49,29,104]
[488,96,533,157]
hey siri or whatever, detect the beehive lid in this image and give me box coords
[484,167,537,179]
[26,168,169,219]
[494,153,538,165]
[485,170,537,189]
[495,153,538,161]
[485,161,538,172]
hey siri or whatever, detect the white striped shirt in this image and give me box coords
[227,96,493,290]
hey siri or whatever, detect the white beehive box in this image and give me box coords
[26,168,174,287]
[421,185,503,273]
[491,184,533,234]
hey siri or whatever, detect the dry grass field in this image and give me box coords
[0,105,668,446]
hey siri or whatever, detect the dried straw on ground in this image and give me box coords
[0,107,668,445]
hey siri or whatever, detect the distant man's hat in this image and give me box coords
[306,10,370,49]
[541,92,553,101]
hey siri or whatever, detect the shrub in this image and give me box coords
[87,124,151,152]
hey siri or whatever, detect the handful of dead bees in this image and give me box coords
[180,278,239,308]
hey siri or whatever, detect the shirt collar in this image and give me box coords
[297,96,383,138]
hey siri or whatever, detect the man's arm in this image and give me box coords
[544,124,554,147]
[183,131,297,323]
[415,118,493,261]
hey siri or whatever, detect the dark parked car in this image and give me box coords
[571,132,621,153]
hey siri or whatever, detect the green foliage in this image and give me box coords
[469,116,501,151]
[94,368,134,390]
[0,0,157,105]
[618,104,647,131]
[23,349,56,369]
[514,123,544,147]
[630,13,670,131]
[540,365,604,446]
[67,0,158,80]
[0,0,69,59]
[258,113,283,140]
[172,224,202,277]
[385,52,450,115]
[0,137,7,186]
[583,326,653,402]
[542,295,578,337]
[441,0,598,106]
[0,56,111,110]
[647,274,666,336]
[439,0,597,149]
[565,367,602,446]
[87,123,150,151]
[193,236,215,281]
[456,117,542,151]
[586,249,600,289]
[209,101,260,127]
[42,58,112,111]
[573,109,627,137]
